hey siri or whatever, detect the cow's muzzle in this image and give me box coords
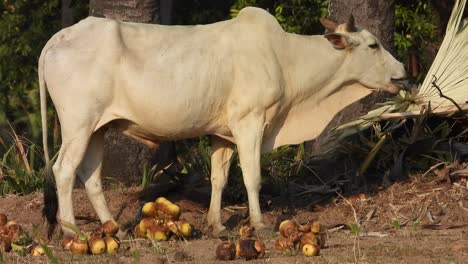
[391,79,416,91]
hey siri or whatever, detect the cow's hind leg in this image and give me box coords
[77,129,113,225]
[207,136,234,237]
[52,125,95,235]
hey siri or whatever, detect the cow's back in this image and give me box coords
[42,8,286,140]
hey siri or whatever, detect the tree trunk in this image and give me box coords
[306,0,396,155]
[88,0,176,185]
[89,0,159,23]
[61,0,75,27]
[328,0,396,53]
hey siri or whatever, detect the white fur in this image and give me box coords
[39,7,406,235]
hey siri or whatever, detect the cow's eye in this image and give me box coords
[369,43,379,49]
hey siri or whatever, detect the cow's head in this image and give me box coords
[320,16,407,94]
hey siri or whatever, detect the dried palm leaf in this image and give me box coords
[336,0,468,134]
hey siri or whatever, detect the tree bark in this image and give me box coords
[89,0,159,23]
[328,0,396,53]
[88,0,176,185]
[61,0,75,27]
[306,0,397,155]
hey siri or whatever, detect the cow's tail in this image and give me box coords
[39,40,58,239]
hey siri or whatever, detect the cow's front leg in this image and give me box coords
[207,136,234,237]
[230,112,270,232]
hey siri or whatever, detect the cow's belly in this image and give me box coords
[104,97,232,142]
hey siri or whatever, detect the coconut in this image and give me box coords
[215,241,236,261]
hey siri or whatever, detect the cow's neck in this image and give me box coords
[280,33,350,105]
[264,33,374,150]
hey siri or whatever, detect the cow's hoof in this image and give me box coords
[116,229,128,240]
[255,227,276,239]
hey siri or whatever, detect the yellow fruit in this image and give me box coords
[89,237,107,255]
[302,244,320,257]
[141,202,158,218]
[177,221,192,238]
[165,203,181,221]
[102,220,119,236]
[104,236,120,254]
[311,221,321,234]
[31,245,45,256]
[147,224,169,241]
[155,197,170,206]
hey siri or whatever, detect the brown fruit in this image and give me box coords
[70,238,89,256]
[239,225,254,239]
[236,239,264,260]
[89,236,107,255]
[102,220,119,236]
[141,202,158,218]
[6,224,22,241]
[302,244,320,257]
[31,244,45,256]
[279,220,297,238]
[139,217,156,235]
[133,225,146,238]
[215,241,236,261]
[0,213,7,227]
[104,236,120,254]
[166,220,179,235]
[61,236,74,251]
[311,221,321,234]
[298,220,313,233]
[0,236,11,252]
[275,237,294,251]
[300,232,319,247]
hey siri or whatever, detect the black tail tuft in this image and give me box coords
[42,163,58,239]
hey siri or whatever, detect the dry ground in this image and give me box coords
[0,166,467,263]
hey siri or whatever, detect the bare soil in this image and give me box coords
[1,166,467,263]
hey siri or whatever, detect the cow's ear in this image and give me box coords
[324,33,355,50]
[320,18,338,32]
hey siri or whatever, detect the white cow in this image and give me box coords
[40,7,406,237]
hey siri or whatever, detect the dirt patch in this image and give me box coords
[0,167,467,263]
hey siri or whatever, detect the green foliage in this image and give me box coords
[0,0,61,142]
[394,1,437,81]
[0,130,44,195]
[230,0,329,34]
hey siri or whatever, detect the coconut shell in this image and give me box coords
[216,241,236,261]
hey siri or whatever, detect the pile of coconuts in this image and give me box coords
[133,197,193,241]
[216,225,265,261]
[275,219,325,257]
[60,219,121,256]
[0,212,46,256]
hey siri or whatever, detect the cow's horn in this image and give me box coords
[346,14,357,32]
